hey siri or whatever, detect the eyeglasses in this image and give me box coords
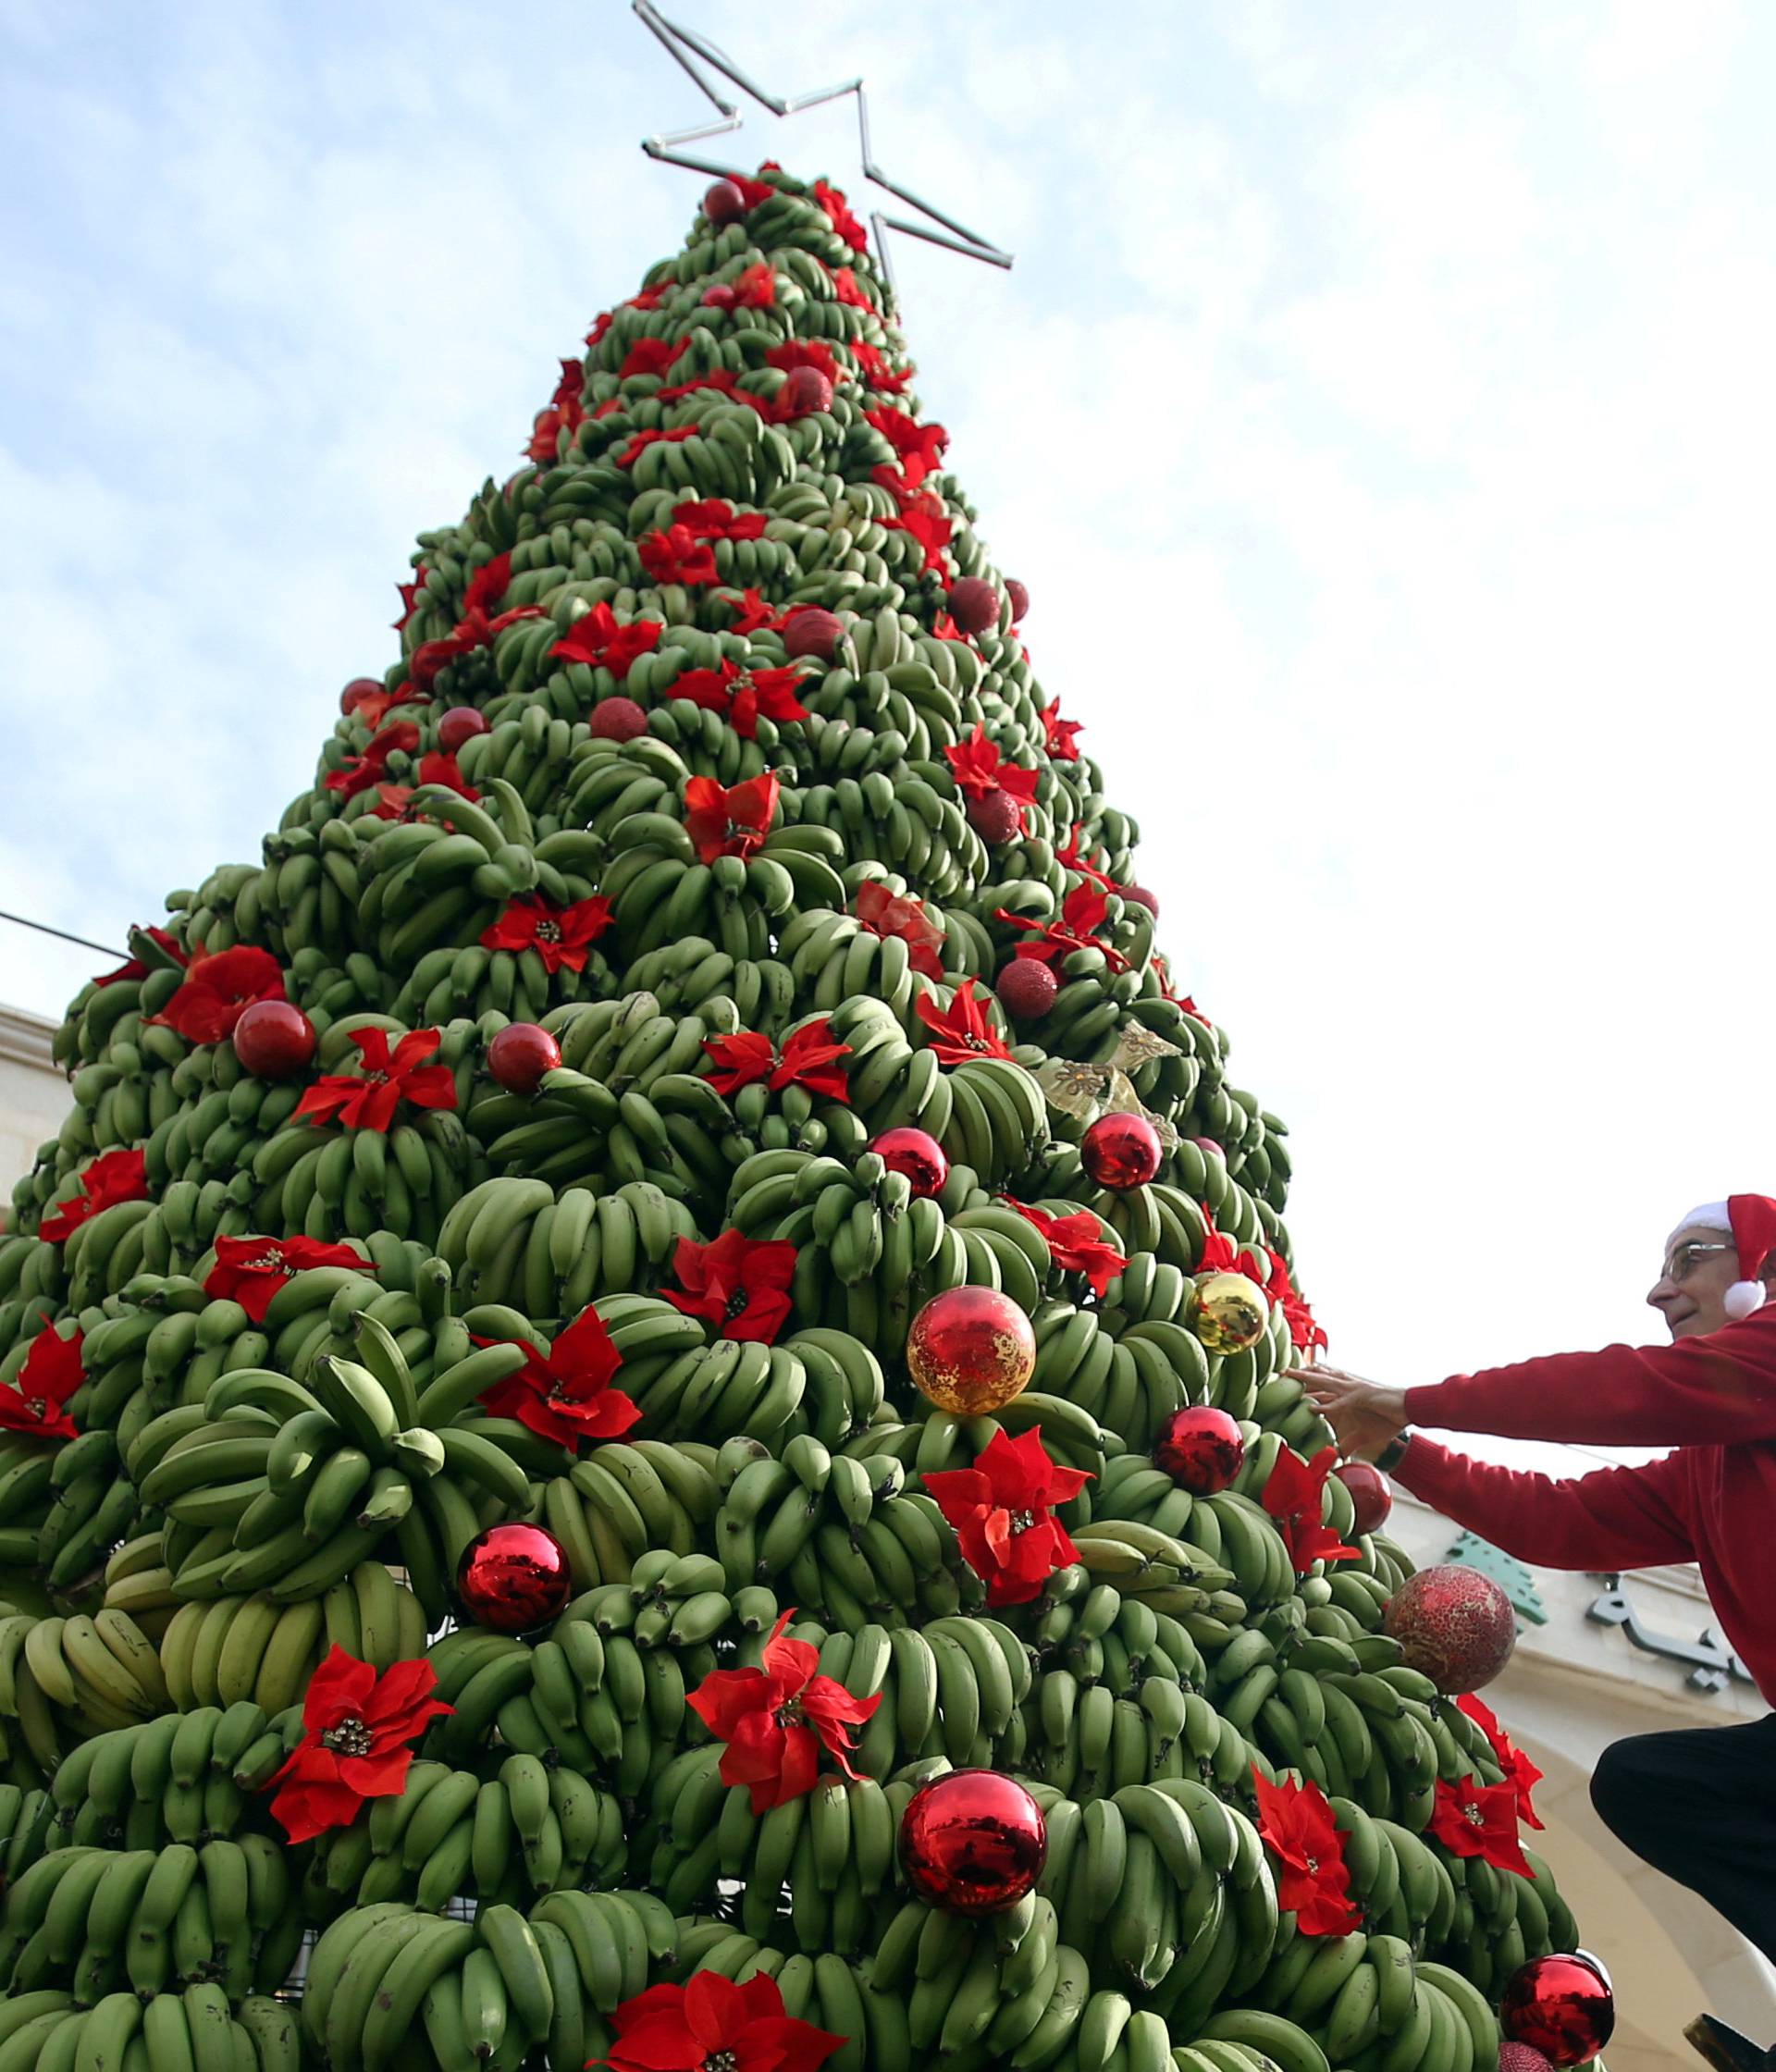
[1659,1241,1733,1285]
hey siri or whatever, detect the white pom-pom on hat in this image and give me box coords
[1724,1196,1776,1319]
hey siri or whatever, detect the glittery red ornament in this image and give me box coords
[783,608,844,660]
[704,179,747,226]
[1081,1112,1162,1190]
[589,697,648,742]
[968,789,1023,845]
[906,1287,1035,1415]
[945,578,1000,636]
[339,676,384,715]
[870,1127,948,1200]
[782,366,832,417]
[456,1523,574,1634]
[1153,1406,1245,1494]
[899,1769,1045,1917]
[996,959,1058,1021]
[487,1022,562,1098]
[1005,578,1030,623]
[1383,1564,1516,1695]
[1500,1954,1614,2066]
[438,706,489,754]
[1500,2047,1557,2072]
[1335,1460,1393,1536]
[230,1000,316,1080]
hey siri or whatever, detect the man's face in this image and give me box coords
[1646,1227,1741,1338]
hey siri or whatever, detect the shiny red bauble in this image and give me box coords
[339,676,384,715]
[487,1022,562,1097]
[1153,1406,1245,1494]
[589,697,648,742]
[456,1523,574,1633]
[783,608,845,661]
[1335,1460,1394,1536]
[967,789,1023,845]
[1383,1564,1516,1695]
[230,1001,316,1079]
[1005,578,1030,623]
[1191,1136,1226,1158]
[870,1127,948,1200]
[1081,1112,1163,1190]
[781,366,833,417]
[945,578,1000,636]
[899,1770,1045,1917]
[437,706,489,754]
[1125,885,1158,917]
[701,283,737,309]
[1499,1954,1614,2066]
[996,959,1058,1021]
[703,179,747,226]
[906,1287,1036,1416]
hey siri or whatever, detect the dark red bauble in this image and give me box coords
[1005,578,1030,623]
[906,1287,1036,1416]
[437,706,489,754]
[487,1022,562,1097]
[1125,885,1159,917]
[782,608,845,660]
[1383,1564,1516,1695]
[339,676,384,716]
[231,1001,316,1079]
[1153,1406,1245,1494]
[1081,1112,1163,1190]
[967,789,1023,845]
[1335,1460,1393,1536]
[899,1770,1046,1917]
[456,1523,574,1634]
[870,1127,948,1200]
[701,283,737,309]
[703,179,747,226]
[781,366,833,417]
[996,959,1058,1021]
[1499,2047,1557,2072]
[1500,1954,1614,2066]
[945,577,1000,636]
[589,697,648,742]
[1191,1136,1226,1158]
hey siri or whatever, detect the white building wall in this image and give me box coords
[0,1004,64,1227]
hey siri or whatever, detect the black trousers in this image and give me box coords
[1590,1714,1776,1963]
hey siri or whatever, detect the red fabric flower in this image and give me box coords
[586,312,614,349]
[1457,1695,1546,1831]
[686,1608,882,1814]
[915,979,1011,1067]
[674,499,769,542]
[40,1149,149,1242]
[204,1235,369,1325]
[1192,1203,1267,1284]
[1259,1248,1328,1356]
[656,368,763,416]
[265,1647,451,1844]
[92,925,186,989]
[883,489,954,574]
[866,406,947,493]
[832,266,870,308]
[346,683,426,731]
[625,279,675,312]
[1251,1767,1363,1937]
[1008,1202,1125,1300]
[1153,953,1209,1023]
[618,425,698,469]
[0,1328,83,1440]
[1427,1775,1535,1878]
[480,895,613,973]
[594,1970,844,2072]
[406,554,545,694]
[925,1428,1091,1608]
[731,168,778,209]
[996,884,1129,973]
[150,945,286,1044]
[944,725,1042,824]
[527,357,586,462]
[474,1310,641,1451]
[1041,701,1083,762]
[1262,1445,1362,1575]
[702,1020,851,1101]
[325,720,421,800]
[767,339,841,384]
[854,882,945,980]
[592,397,624,420]
[931,610,966,643]
[370,750,480,822]
[393,571,428,632]
[291,1027,457,1134]
[1055,825,1116,891]
[618,336,692,381]
[664,1229,796,1343]
[552,603,663,681]
[683,773,779,863]
[673,660,809,739]
[638,526,720,587]
[732,262,776,307]
[851,340,912,393]
[812,179,870,253]
[721,587,789,636]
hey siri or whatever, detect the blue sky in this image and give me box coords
[6,0,1776,1477]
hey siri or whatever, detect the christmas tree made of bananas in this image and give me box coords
[0,166,1576,2072]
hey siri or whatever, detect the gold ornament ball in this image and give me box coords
[1187,1271,1269,1355]
[906,1287,1037,1415]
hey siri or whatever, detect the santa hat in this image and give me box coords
[1668,1197,1776,1319]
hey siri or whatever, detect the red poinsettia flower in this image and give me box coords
[925,1428,1092,1608]
[92,924,187,989]
[527,357,586,462]
[851,339,912,393]
[474,1309,641,1451]
[687,1608,881,1813]
[150,945,286,1045]
[854,882,945,980]
[673,660,809,740]
[996,884,1129,973]
[325,720,421,800]
[865,406,948,494]
[1041,701,1083,762]
[702,1019,852,1101]
[1258,1248,1328,1356]
[595,1970,845,2072]
[1457,1694,1546,1830]
[586,311,614,349]
[683,773,779,863]
[369,750,480,822]
[291,1027,457,1134]
[1055,825,1116,892]
[721,587,789,636]
[915,980,1012,1067]
[657,368,762,416]
[592,397,625,421]
[407,554,546,694]
[1427,1775,1535,1878]
[832,266,870,309]
[674,499,769,543]
[1262,1445,1363,1574]
[625,278,676,312]
[664,1229,797,1343]
[812,179,870,253]
[393,570,428,632]
[1192,1202,1266,1283]
[480,894,613,974]
[766,339,840,384]
[204,1235,370,1325]
[730,262,776,307]
[945,724,1042,821]
[617,424,698,470]
[265,1647,451,1844]
[0,1328,83,1440]
[638,525,720,587]
[883,488,954,574]
[39,1149,149,1243]
[1251,1766,1363,1938]
[931,610,967,643]
[347,683,427,732]
[618,336,692,381]
[1008,1202,1125,1300]
[1151,953,1209,1023]
[552,603,663,681]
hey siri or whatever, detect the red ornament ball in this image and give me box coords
[1500,2048,1557,2072]
[996,958,1058,1021]
[589,697,648,742]
[437,706,489,754]
[1153,1406,1245,1494]
[1335,1460,1394,1536]
[456,1523,574,1634]
[1125,885,1159,917]
[1191,1136,1226,1159]
[781,366,833,417]
[339,676,384,716]
[1500,1955,1614,2067]
[701,283,737,310]
[967,789,1024,845]
[1081,1112,1163,1190]
[783,608,845,661]
[231,1001,316,1080]
[906,1287,1036,1416]
[703,179,747,226]
[1383,1564,1517,1694]
[946,577,1000,636]
[487,1022,562,1097]
[870,1127,948,1200]
[1005,578,1030,623]
[899,1770,1046,1918]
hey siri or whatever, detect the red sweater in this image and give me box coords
[1396,1306,1776,1702]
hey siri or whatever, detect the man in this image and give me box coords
[1299,1195,1776,2072]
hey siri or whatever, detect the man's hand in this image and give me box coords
[1288,1363,1410,1462]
